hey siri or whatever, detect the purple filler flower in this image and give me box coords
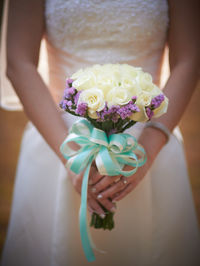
[131,96,137,103]
[64,87,76,99]
[60,99,68,109]
[66,100,73,108]
[66,78,74,87]
[108,105,120,114]
[146,107,154,119]
[96,102,119,121]
[117,101,139,120]
[151,94,165,109]
[60,99,73,110]
[75,102,87,116]
[127,101,140,112]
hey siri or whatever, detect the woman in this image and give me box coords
[1,0,200,265]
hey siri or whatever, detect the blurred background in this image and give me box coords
[0,0,200,257]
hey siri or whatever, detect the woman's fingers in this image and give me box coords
[93,177,129,200]
[87,196,106,218]
[111,183,133,202]
[98,198,116,213]
[90,175,121,194]
[111,176,141,202]
[68,166,117,216]
[88,164,103,185]
[88,196,116,216]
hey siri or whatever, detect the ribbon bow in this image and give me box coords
[60,119,146,261]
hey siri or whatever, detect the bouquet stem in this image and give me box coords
[90,203,115,230]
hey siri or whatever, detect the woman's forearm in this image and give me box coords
[156,60,199,131]
[139,60,199,162]
[7,62,68,163]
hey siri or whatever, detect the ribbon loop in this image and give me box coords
[90,127,109,147]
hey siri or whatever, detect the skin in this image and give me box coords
[7,0,200,217]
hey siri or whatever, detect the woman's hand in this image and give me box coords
[89,126,168,203]
[68,163,116,218]
[90,161,151,203]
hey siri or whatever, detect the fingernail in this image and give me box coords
[97,194,103,199]
[91,187,96,193]
[100,213,105,219]
[111,207,116,213]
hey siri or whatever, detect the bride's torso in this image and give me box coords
[44,0,169,103]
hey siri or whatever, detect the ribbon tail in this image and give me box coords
[79,159,96,262]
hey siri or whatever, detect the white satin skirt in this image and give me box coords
[1,113,200,266]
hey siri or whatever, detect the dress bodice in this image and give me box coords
[44,0,169,103]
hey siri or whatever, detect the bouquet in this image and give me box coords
[59,64,168,261]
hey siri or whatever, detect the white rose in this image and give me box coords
[137,72,156,92]
[136,91,152,106]
[72,71,97,91]
[121,78,141,97]
[78,88,105,118]
[96,77,118,96]
[106,87,132,107]
[130,92,152,122]
[153,96,169,117]
[121,64,142,77]
[130,107,149,122]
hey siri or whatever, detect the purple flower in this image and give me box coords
[117,101,139,120]
[127,101,140,112]
[66,78,74,87]
[66,100,73,108]
[151,94,165,109]
[75,102,87,116]
[97,102,110,121]
[64,87,76,99]
[68,87,76,95]
[60,99,73,110]
[109,105,120,113]
[131,96,137,103]
[74,91,82,105]
[146,107,154,119]
[60,99,68,109]
[97,101,140,122]
[96,104,121,122]
[117,107,130,120]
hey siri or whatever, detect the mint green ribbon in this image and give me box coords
[60,119,146,262]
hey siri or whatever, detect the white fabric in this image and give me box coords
[1,0,200,265]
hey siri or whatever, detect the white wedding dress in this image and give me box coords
[1,0,200,265]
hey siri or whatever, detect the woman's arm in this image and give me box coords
[89,0,200,201]
[138,0,200,163]
[7,0,68,163]
[7,0,116,217]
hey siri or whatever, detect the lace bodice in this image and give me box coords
[44,0,169,102]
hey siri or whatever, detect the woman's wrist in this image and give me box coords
[138,125,169,164]
[59,140,81,166]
